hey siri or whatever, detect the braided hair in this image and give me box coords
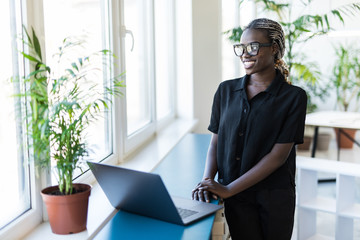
[244,18,290,82]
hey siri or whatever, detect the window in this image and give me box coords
[0,0,31,231]
[121,0,176,154]
[123,0,153,136]
[154,0,175,121]
[1,0,178,235]
[42,0,113,180]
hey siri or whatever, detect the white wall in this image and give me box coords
[191,0,222,133]
[175,0,194,120]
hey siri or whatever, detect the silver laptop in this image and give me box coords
[87,161,223,225]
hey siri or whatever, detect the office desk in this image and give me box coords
[305,111,360,160]
[93,134,217,240]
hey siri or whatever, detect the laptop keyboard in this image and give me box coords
[176,207,198,219]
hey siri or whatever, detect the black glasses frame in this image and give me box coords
[233,42,273,57]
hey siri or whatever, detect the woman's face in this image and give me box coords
[239,29,276,76]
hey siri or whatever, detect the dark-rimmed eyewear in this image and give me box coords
[233,42,273,57]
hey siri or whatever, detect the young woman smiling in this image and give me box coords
[192,18,307,240]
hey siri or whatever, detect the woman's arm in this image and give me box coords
[192,133,218,202]
[203,133,218,179]
[198,142,294,199]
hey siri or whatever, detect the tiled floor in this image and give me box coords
[293,129,360,240]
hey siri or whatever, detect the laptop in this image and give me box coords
[87,161,223,225]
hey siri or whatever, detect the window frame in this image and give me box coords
[117,0,177,157]
[0,0,178,237]
[154,0,176,122]
[0,0,44,238]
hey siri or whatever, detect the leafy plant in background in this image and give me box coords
[18,27,51,171]
[226,0,360,112]
[331,43,360,111]
[16,27,124,195]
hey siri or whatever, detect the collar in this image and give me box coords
[265,69,285,96]
[234,69,285,96]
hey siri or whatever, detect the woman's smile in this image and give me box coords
[242,59,256,69]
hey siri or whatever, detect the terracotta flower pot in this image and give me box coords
[334,128,357,149]
[316,133,331,151]
[41,183,91,234]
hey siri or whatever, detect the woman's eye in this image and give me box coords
[251,45,258,51]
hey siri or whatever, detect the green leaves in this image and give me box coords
[19,27,125,195]
[335,3,360,21]
[331,44,360,111]
[19,27,51,172]
[21,52,41,63]
[254,0,289,20]
[32,28,42,61]
[224,26,243,43]
[292,61,321,86]
[226,0,360,112]
[291,58,329,113]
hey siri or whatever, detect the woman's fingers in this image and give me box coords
[203,190,210,202]
[192,187,211,202]
[198,189,205,202]
[192,179,219,202]
[192,189,198,200]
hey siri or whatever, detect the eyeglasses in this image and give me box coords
[233,42,273,57]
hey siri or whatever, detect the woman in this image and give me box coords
[192,18,307,240]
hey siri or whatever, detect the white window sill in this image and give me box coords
[22,118,198,240]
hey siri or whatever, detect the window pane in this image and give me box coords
[154,0,174,120]
[42,0,112,179]
[0,0,30,229]
[124,0,152,135]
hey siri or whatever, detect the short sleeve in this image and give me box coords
[208,86,221,134]
[276,88,307,144]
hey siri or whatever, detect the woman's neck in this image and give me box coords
[248,69,276,87]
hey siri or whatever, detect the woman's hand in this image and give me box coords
[192,181,218,203]
[192,178,232,201]
[197,178,232,199]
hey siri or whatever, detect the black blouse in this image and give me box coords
[208,70,307,190]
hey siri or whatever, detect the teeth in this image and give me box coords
[243,61,255,68]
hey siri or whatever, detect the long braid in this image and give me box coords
[274,58,289,82]
[244,18,290,83]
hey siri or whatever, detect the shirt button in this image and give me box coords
[236,157,241,161]
[239,132,244,137]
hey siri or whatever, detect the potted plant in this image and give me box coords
[225,0,360,113]
[17,27,124,234]
[331,43,360,148]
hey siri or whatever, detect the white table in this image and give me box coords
[305,111,360,160]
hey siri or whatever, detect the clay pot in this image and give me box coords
[334,128,357,149]
[316,133,331,151]
[41,183,91,234]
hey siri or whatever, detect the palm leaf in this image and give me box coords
[31,27,42,61]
